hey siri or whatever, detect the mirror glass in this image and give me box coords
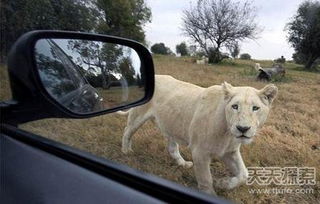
[34,39,145,114]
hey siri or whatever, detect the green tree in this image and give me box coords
[286,1,320,70]
[1,0,151,63]
[292,52,306,64]
[95,0,151,43]
[240,53,251,60]
[118,57,136,85]
[151,43,172,55]
[176,42,189,56]
[69,40,123,89]
[1,0,97,63]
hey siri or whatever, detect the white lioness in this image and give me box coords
[120,75,278,194]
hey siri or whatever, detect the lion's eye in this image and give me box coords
[253,106,260,111]
[232,104,238,110]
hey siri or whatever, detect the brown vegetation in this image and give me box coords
[1,56,319,203]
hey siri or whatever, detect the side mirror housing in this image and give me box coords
[3,31,154,124]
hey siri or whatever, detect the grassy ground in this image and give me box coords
[1,57,319,203]
[97,86,145,109]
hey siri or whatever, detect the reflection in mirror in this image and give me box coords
[34,39,145,114]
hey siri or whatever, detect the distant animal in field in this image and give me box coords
[254,63,262,71]
[118,75,278,195]
[255,63,286,81]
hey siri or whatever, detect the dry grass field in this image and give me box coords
[1,56,319,203]
[97,86,145,109]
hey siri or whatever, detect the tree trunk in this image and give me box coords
[213,43,222,63]
[208,47,222,64]
[304,55,318,70]
[106,71,112,89]
[101,68,108,89]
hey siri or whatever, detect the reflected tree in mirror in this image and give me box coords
[34,39,146,114]
[67,40,122,89]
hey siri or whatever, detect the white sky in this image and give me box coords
[145,0,304,60]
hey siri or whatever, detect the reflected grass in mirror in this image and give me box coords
[96,86,145,109]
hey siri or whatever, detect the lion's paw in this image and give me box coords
[215,177,239,190]
[121,146,133,154]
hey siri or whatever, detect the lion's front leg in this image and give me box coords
[216,149,248,190]
[192,149,216,195]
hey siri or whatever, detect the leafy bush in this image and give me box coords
[151,43,172,55]
[176,42,189,56]
[219,58,236,66]
[208,48,229,63]
[240,53,251,60]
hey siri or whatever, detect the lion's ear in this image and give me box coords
[259,84,278,104]
[221,81,234,100]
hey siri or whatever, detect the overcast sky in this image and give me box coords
[145,0,304,60]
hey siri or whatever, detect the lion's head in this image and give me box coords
[222,82,278,144]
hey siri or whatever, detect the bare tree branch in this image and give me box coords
[182,0,260,63]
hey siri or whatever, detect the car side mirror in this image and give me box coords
[4,31,154,124]
[35,38,147,114]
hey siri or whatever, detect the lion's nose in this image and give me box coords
[236,125,251,133]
